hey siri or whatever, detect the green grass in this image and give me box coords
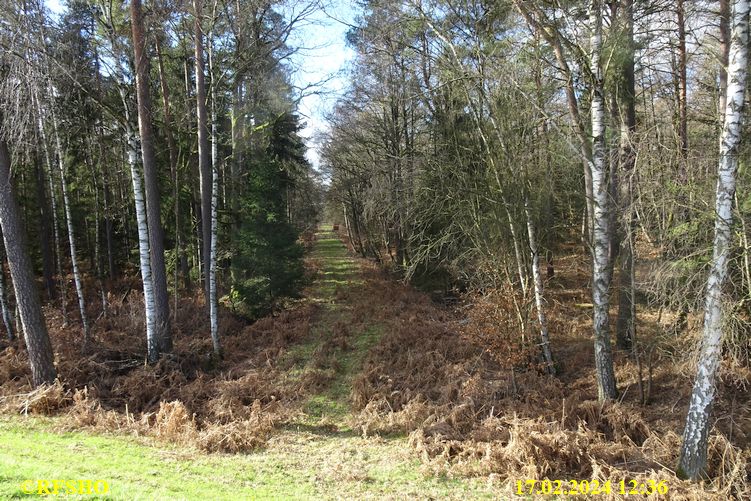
[0,225,500,500]
[0,415,497,500]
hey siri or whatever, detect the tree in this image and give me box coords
[208,22,221,357]
[614,0,638,350]
[0,132,56,386]
[678,0,750,480]
[589,0,618,401]
[194,0,212,300]
[131,0,172,357]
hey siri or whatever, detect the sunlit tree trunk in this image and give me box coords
[34,100,66,323]
[50,100,90,346]
[0,134,56,386]
[590,0,618,401]
[720,0,731,121]
[208,29,221,357]
[678,0,750,480]
[131,0,172,355]
[126,121,159,363]
[525,200,555,374]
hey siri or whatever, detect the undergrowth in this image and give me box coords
[1,228,749,500]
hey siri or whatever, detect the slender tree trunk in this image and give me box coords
[615,0,637,349]
[590,0,618,401]
[0,135,56,386]
[182,57,194,294]
[513,1,595,245]
[50,102,90,346]
[131,0,172,354]
[194,0,212,301]
[126,121,159,364]
[208,29,221,357]
[155,34,181,321]
[39,119,67,323]
[720,0,731,121]
[678,0,750,480]
[506,209,527,297]
[114,33,161,363]
[525,200,555,374]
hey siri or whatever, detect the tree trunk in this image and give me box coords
[208,29,221,357]
[194,0,212,301]
[0,135,56,386]
[34,97,67,324]
[720,0,731,121]
[155,33,182,320]
[126,122,160,364]
[51,103,90,346]
[678,0,750,480]
[131,0,172,354]
[513,1,595,245]
[615,0,637,350]
[525,200,555,374]
[590,0,618,401]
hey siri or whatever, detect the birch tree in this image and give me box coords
[131,0,172,356]
[100,1,161,363]
[589,0,618,400]
[208,25,221,357]
[678,0,750,480]
[50,93,91,346]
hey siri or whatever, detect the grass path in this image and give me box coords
[0,226,497,500]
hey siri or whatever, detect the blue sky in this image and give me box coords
[44,0,357,170]
[287,0,357,169]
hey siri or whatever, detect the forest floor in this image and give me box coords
[0,226,749,500]
[0,227,496,500]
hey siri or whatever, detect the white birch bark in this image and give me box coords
[208,31,221,357]
[589,0,618,401]
[125,121,158,362]
[34,99,67,325]
[678,0,750,480]
[49,100,90,344]
[525,200,555,375]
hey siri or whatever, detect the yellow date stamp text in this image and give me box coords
[515,479,669,496]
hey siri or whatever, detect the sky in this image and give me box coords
[286,0,358,170]
[44,0,358,171]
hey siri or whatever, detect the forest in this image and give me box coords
[0,0,750,499]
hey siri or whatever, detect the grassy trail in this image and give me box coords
[0,226,496,500]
